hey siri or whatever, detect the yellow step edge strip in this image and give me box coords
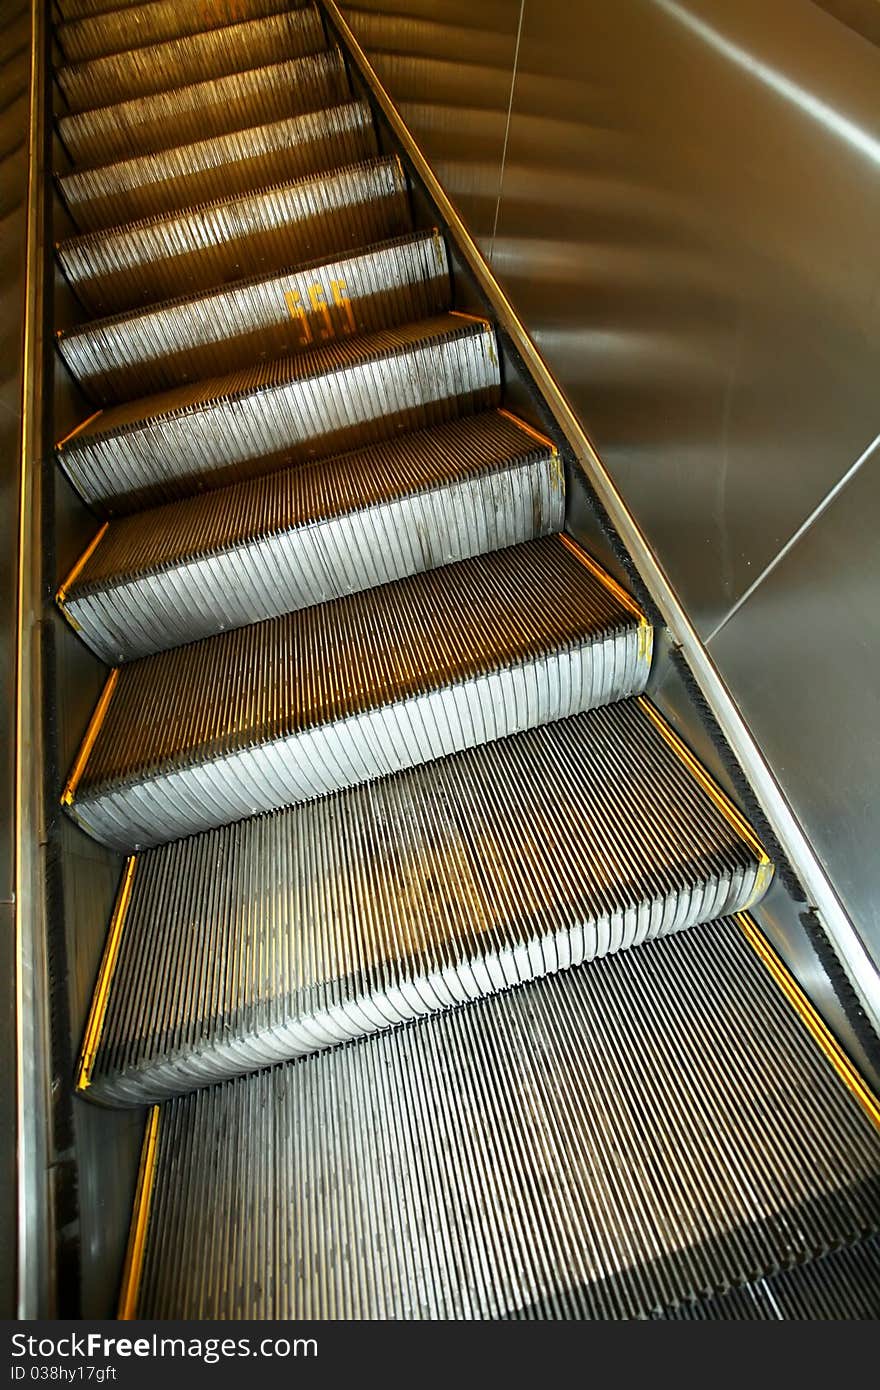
[75,856,137,1093]
[55,408,102,451]
[557,532,653,666]
[56,522,108,606]
[117,1105,161,1321]
[737,912,880,1132]
[497,407,564,491]
[448,308,492,328]
[637,695,774,904]
[557,531,644,622]
[448,308,498,365]
[497,406,558,455]
[61,667,119,806]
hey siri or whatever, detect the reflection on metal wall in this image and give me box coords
[344,0,880,967]
[344,0,522,246]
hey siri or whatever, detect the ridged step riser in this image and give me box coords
[59,413,561,654]
[58,319,501,514]
[57,157,411,317]
[64,537,650,848]
[59,102,377,233]
[59,232,451,403]
[71,633,648,849]
[57,0,296,64]
[56,8,326,112]
[82,700,769,1105]
[96,819,759,1102]
[58,52,351,167]
[64,456,562,662]
[130,920,880,1319]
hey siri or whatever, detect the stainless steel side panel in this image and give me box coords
[710,458,880,968]
[344,0,880,977]
[346,0,524,246]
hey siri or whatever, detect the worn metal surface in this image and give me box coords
[56,0,297,64]
[56,6,325,111]
[60,411,562,660]
[57,314,502,513]
[58,100,378,233]
[66,536,650,847]
[58,229,450,401]
[58,49,351,168]
[85,699,768,1105]
[57,156,413,316]
[134,917,880,1318]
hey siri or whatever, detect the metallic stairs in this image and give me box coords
[129,919,880,1320]
[662,1237,880,1321]
[52,0,880,1319]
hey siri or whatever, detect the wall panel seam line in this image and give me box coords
[706,427,880,645]
[488,0,525,260]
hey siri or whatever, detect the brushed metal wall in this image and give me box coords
[344,0,880,970]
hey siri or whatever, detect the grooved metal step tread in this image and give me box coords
[58,411,563,660]
[57,0,298,64]
[62,534,652,849]
[79,699,771,1106]
[56,313,501,514]
[58,0,166,18]
[125,917,880,1318]
[56,156,411,316]
[58,99,377,233]
[662,1237,880,1320]
[56,7,326,112]
[58,51,351,168]
[58,229,451,403]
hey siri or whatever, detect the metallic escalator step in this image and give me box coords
[58,411,561,660]
[57,0,298,64]
[57,0,168,18]
[58,50,351,168]
[58,229,451,402]
[56,313,501,514]
[56,156,411,316]
[126,917,880,1318]
[62,534,652,849]
[56,6,325,112]
[79,698,771,1105]
[58,100,377,232]
[662,1237,880,1320]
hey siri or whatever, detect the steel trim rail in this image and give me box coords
[15,0,51,1319]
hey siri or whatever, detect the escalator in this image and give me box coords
[47,0,880,1318]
